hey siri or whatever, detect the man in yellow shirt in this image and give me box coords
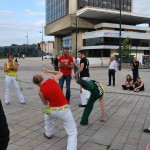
[3,54,25,105]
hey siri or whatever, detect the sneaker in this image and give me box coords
[5,102,10,105]
[20,102,26,105]
[143,128,150,133]
[43,133,52,139]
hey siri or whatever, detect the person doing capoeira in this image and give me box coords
[33,68,77,150]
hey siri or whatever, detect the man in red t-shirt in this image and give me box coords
[33,68,77,150]
[58,49,74,103]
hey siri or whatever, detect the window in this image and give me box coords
[46,0,67,24]
[62,36,72,51]
[77,0,132,11]
[84,0,88,6]
[93,0,99,7]
[89,0,93,6]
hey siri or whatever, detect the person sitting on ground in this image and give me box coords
[122,74,134,90]
[76,79,105,125]
[134,77,144,92]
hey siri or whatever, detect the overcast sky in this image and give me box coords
[0,0,150,46]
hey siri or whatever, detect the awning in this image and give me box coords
[77,7,150,25]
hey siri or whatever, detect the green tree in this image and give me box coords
[116,38,132,58]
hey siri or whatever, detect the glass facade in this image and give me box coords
[78,0,132,12]
[83,37,149,47]
[62,36,72,51]
[84,49,110,57]
[46,0,67,24]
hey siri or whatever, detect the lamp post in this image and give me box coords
[40,26,44,61]
[25,32,28,45]
[75,16,78,58]
[136,46,137,58]
[118,0,122,71]
[25,32,28,56]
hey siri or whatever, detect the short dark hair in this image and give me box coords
[78,50,85,55]
[7,53,14,58]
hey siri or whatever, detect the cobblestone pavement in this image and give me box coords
[0,58,150,150]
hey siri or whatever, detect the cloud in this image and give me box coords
[34,0,45,7]
[133,0,150,15]
[24,9,44,17]
[0,10,15,16]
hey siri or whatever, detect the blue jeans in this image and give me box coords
[59,75,71,102]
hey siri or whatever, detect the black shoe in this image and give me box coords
[107,84,111,86]
[43,133,52,139]
[113,85,115,87]
[79,104,87,107]
[143,128,150,133]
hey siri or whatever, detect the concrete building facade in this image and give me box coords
[40,41,54,55]
[45,0,150,64]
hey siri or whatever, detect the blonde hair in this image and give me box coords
[33,74,43,84]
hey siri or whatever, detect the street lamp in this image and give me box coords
[75,16,78,58]
[118,0,122,71]
[25,32,28,56]
[40,26,44,61]
[136,46,137,58]
[25,32,28,45]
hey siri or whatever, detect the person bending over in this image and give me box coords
[33,68,77,150]
[76,79,105,125]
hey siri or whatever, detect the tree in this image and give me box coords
[116,38,132,63]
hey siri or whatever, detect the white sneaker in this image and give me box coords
[20,102,26,105]
[5,102,10,105]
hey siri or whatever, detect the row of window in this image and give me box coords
[83,37,149,47]
[46,0,67,24]
[61,36,72,50]
[78,0,131,11]
[85,49,110,57]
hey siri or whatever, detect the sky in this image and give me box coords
[0,0,150,46]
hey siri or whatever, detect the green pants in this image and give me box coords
[79,80,102,125]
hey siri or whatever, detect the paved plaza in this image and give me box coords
[0,58,150,150]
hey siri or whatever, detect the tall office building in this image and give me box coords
[45,0,150,64]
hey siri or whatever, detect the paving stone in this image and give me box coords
[123,144,137,150]
[7,144,20,150]
[79,142,107,150]
[126,137,139,146]
[110,141,124,150]
[33,143,52,150]
[89,126,119,145]
[1,58,150,150]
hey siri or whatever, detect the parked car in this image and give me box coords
[43,54,53,59]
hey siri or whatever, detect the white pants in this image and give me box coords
[45,107,77,150]
[5,75,25,103]
[80,77,90,105]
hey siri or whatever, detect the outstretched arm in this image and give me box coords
[41,68,63,81]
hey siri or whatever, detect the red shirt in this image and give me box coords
[58,55,73,75]
[40,78,68,107]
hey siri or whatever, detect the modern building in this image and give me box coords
[45,0,150,64]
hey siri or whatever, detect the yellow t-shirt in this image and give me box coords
[6,61,17,76]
